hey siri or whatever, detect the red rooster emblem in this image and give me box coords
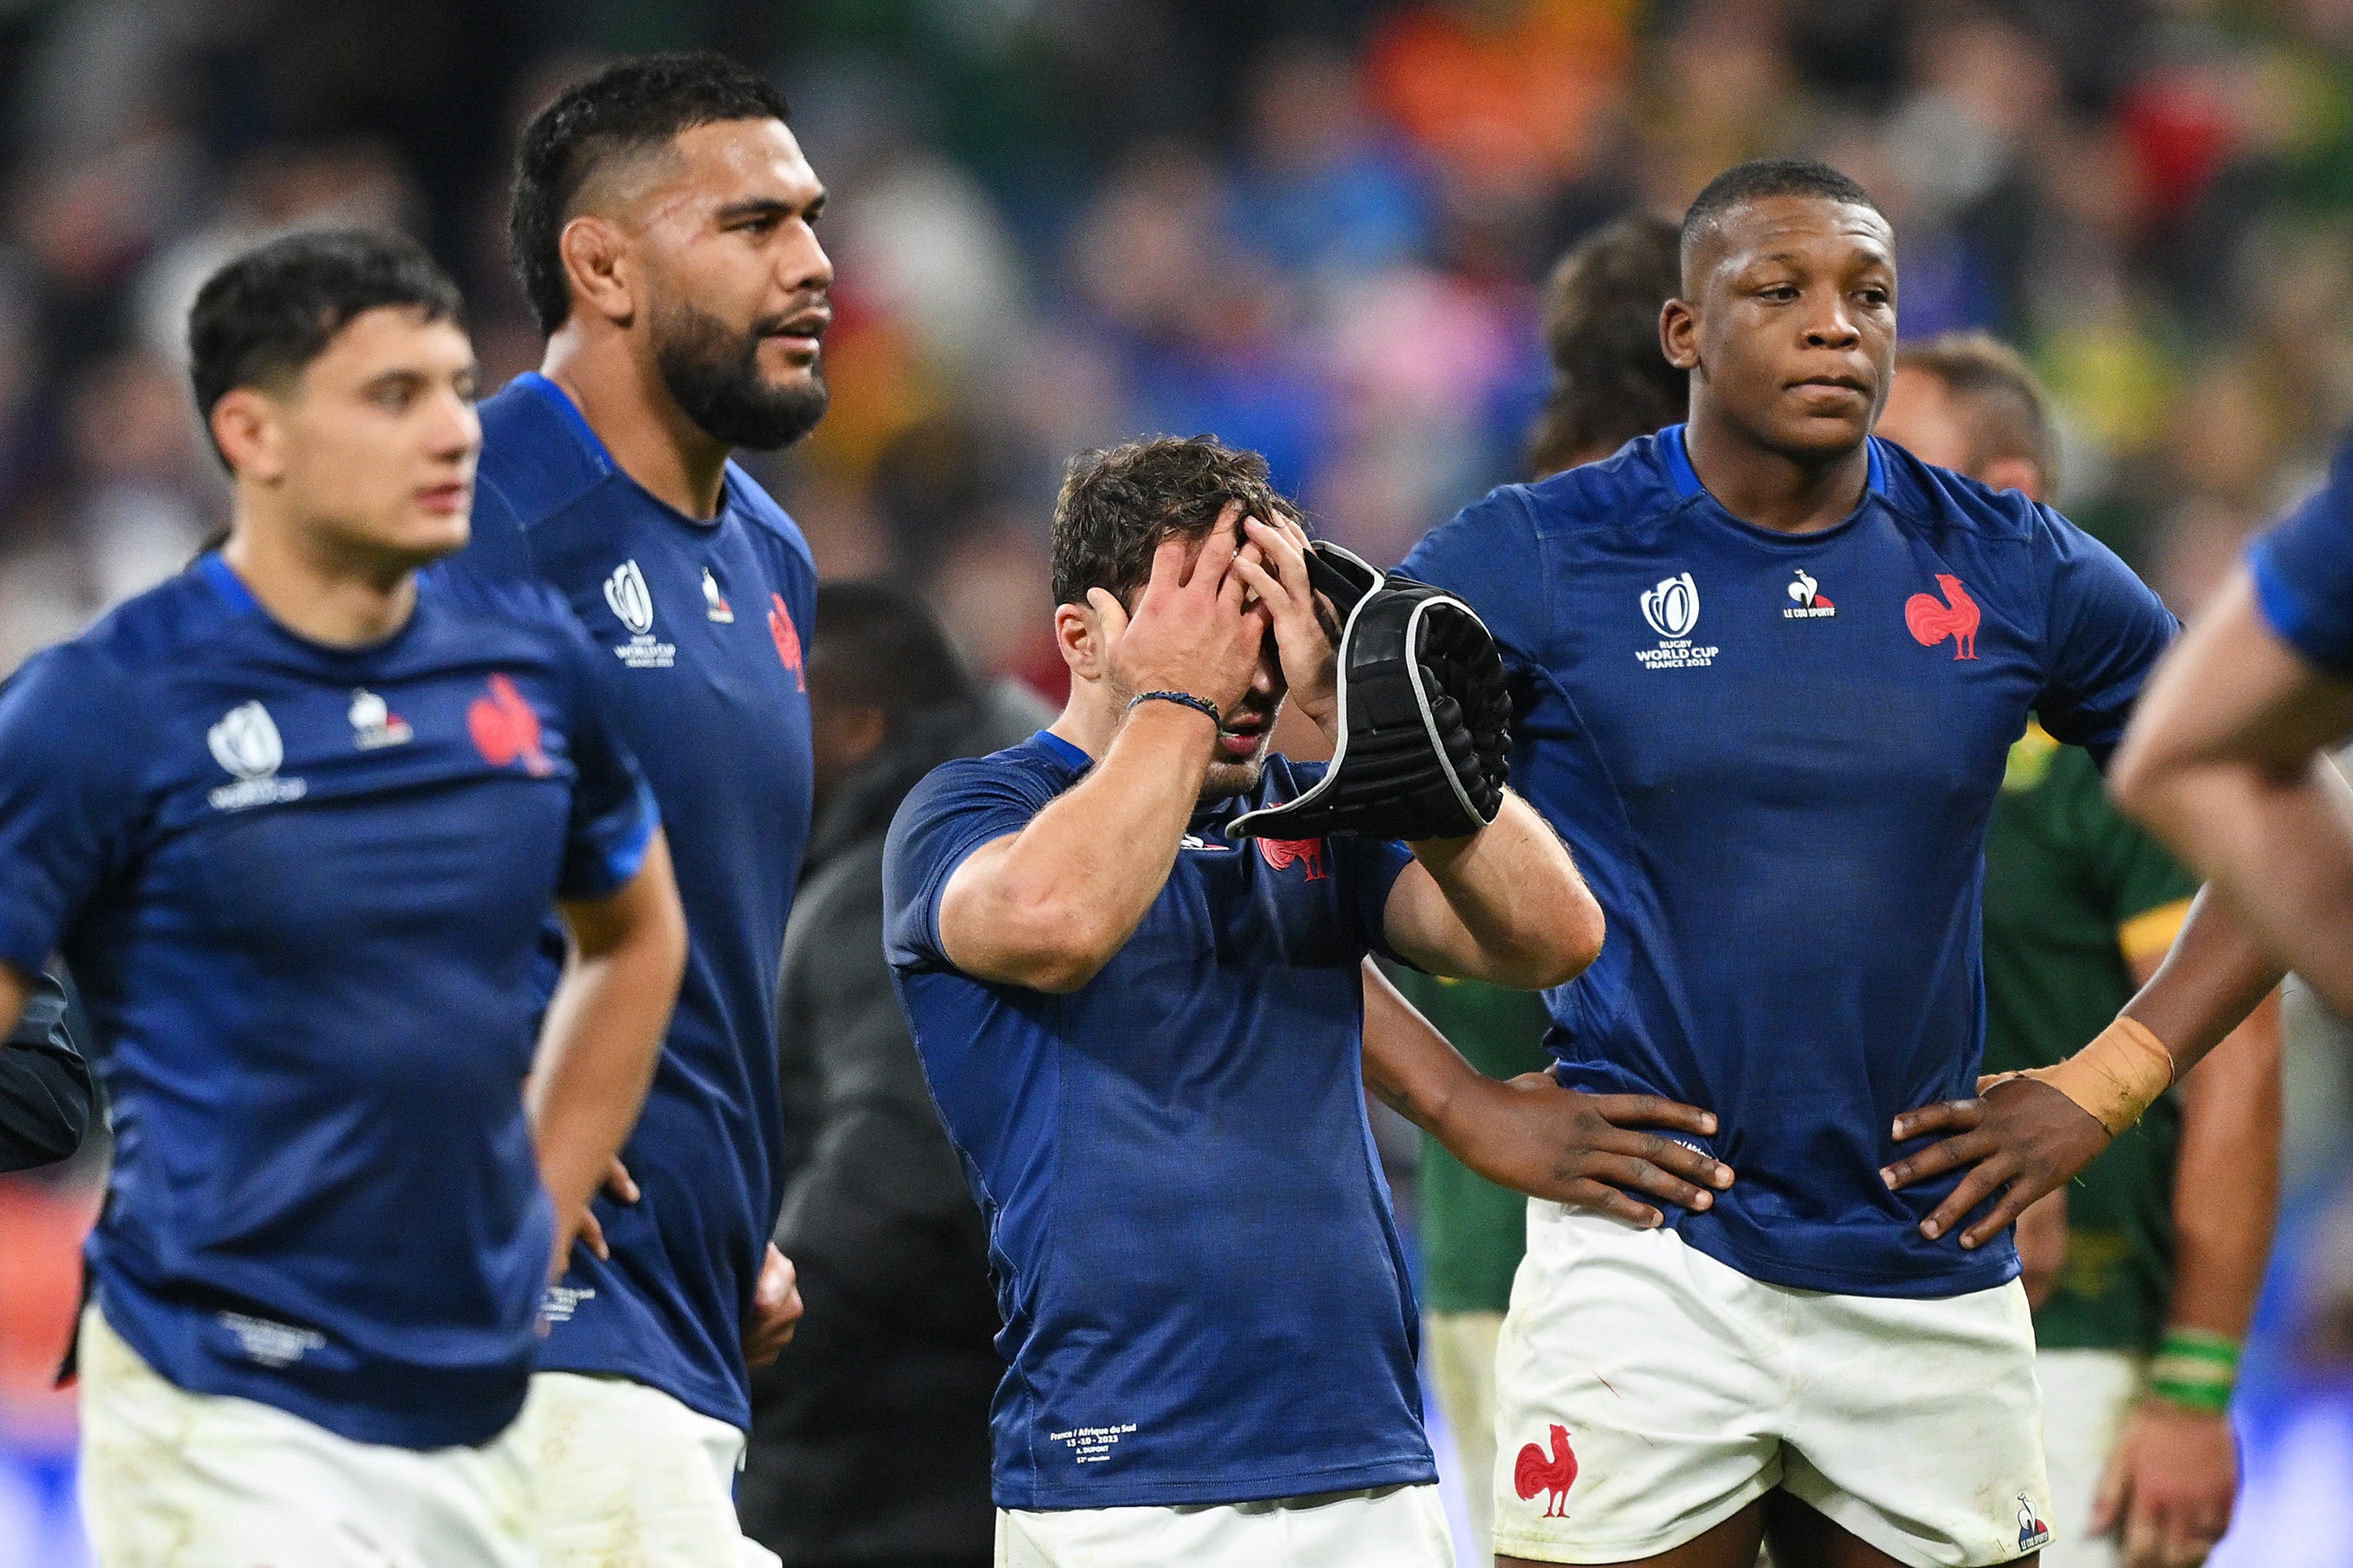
[1515,1423,1579,1518]
[1904,573,1980,660]
[469,674,552,776]
[1257,836,1326,880]
[768,593,806,691]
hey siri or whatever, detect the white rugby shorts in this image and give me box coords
[1493,1203,2054,1566]
[77,1305,534,1568]
[2035,1348,2144,1568]
[522,1369,782,1568]
[996,1482,1453,1566]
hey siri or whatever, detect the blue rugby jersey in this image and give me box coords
[1400,427,2177,1298]
[2249,431,2353,676]
[882,733,1435,1510]
[437,373,816,1430]
[0,556,656,1448]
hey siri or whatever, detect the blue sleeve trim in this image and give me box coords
[2248,537,2353,678]
[597,780,661,893]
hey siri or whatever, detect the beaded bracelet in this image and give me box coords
[2148,1327,2239,1415]
[1129,690,1222,728]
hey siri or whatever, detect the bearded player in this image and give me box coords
[435,53,824,1566]
[1879,333,2282,1568]
[1400,159,2278,1567]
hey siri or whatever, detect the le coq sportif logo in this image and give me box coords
[604,560,655,636]
[1641,572,1700,640]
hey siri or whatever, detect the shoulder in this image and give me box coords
[900,737,1071,817]
[424,567,580,642]
[53,568,236,688]
[1871,439,2049,546]
[725,464,815,560]
[1514,432,1689,536]
[474,375,613,525]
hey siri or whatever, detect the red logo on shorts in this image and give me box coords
[469,674,552,777]
[1257,837,1326,880]
[1904,573,1981,660]
[768,594,806,691]
[1515,1423,1579,1517]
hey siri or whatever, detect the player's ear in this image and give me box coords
[1981,454,2046,504]
[1660,297,1700,373]
[1056,602,1104,682]
[558,215,635,328]
[209,388,285,486]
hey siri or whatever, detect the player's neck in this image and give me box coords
[1046,682,1120,762]
[540,334,730,522]
[1682,410,1870,536]
[219,511,418,649]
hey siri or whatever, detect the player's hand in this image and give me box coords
[1881,1075,2111,1250]
[1094,503,1269,723]
[2091,1397,2238,1567]
[1231,514,1339,741]
[573,1155,640,1262]
[2014,1186,2069,1310]
[741,1243,802,1368]
[1440,1074,1733,1228]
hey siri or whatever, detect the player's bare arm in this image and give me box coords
[1379,802,1602,991]
[938,518,1267,992]
[0,962,23,1042]
[1360,963,1731,1229]
[532,831,688,1278]
[1884,890,2281,1250]
[2110,567,2353,1015]
[2082,954,2281,1568]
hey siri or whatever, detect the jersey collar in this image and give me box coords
[1659,423,1887,503]
[511,371,615,480]
[196,551,258,614]
[1034,729,1091,771]
[512,369,740,528]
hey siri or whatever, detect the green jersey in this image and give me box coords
[1387,970,1552,1315]
[1980,722,2198,1353]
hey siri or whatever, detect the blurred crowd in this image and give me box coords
[12,1,2353,681]
[9,0,2353,1557]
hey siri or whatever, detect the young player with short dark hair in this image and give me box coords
[437,51,825,1563]
[0,227,684,1567]
[1401,158,2276,1568]
[1882,336,2282,1568]
[883,435,1605,1567]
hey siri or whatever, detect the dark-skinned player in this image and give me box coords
[1398,160,2277,1568]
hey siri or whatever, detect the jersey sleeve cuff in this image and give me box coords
[2249,536,2353,678]
[564,780,660,901]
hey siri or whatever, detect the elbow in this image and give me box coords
[1526,901,1606,990]
[2104,730,2165,826]
[996,890,1119,995]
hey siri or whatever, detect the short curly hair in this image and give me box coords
[509,52,792,335]
[1050,435,1302,609]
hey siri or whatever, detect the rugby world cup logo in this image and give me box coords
[207,700,283,780]
[1640,572,1700,639]
[604,560,655,635]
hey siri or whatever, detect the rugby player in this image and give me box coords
[0,228,683,1566]
[1384,210,1687,1568]
[435,52,824,1565]
[2111,439,2353,1019]
[883,435,1606,1567]
[1398,159,2275,1568]
[1880,334,2282,1568]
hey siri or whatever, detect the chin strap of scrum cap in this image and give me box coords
[1229,540,1509,842]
